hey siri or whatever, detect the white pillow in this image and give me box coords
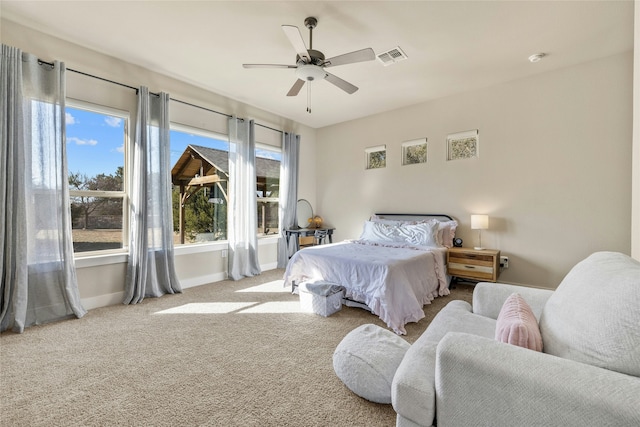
[437,220,458,248]
[359,221,405,243]
[360,220,440,247]
[397,221,440,247]
[370,216,457,247]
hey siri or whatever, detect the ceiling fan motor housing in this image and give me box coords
[295,49,327,81]
[297,49,325,66]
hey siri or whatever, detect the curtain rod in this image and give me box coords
[38,59,284,135]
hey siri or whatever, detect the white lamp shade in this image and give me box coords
[471,214,489,230]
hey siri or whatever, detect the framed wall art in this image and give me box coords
[365,145,386,169]
[447,129,478,161]
[401,138,427,166]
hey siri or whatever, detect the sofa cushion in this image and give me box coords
[495,293,543,352]
[421,300,496,343]
[539,252,640,377]
[333,324,410,404]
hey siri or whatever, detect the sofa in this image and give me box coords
[391,251,640,427]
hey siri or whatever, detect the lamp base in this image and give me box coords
[474,246,485,250]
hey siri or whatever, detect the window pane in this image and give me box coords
[171,128,229,244]
[70,196,123,252]
[66,105,127,254]
[256,147,281,236]
[66,107,125,191]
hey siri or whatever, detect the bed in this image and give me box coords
[283,214,458,335]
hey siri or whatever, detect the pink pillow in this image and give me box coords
[495,293,543,352]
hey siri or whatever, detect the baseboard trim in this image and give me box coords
[180,272,227,289]
[81,263,281,309]
[81,291,125,310]
[261,262,278,271]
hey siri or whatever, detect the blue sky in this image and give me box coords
[65,107,281,180]
[66,107,125,177]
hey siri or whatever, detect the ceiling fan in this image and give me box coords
[243,17,375,112]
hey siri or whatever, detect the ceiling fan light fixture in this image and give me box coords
[295,64,327,82]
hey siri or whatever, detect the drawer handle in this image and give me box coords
[464,265,476,269]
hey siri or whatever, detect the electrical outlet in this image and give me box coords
[500,256,509,269]
[221,249,228,258]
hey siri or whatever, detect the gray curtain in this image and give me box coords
[1,45,86,333]
[227,117,261,280]
[277,132,300,268]
[124,87,181,304]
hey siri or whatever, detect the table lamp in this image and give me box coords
[471,214,489,250]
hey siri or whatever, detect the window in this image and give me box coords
[365,145,386,169]
[256,144,281,236]
[170,125,229,245]
[402,138,427,165]
[66,102,128,253]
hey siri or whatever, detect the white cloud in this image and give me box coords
[67,136,98,146]
[104,117,122,127]
[256,149,276,160]
[66,112,76,125]
[116,144,125,153]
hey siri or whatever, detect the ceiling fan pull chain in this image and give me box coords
[307,83,312,113]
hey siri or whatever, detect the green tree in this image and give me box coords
[173,185,227,242]
[368,151,386,169]
[405,144,427,165]
[69,167,123,228]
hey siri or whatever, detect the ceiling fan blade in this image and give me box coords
[287,79,306,96]
[324,72,358,94]
[324,48,376,68]
[282,25,311,63]
[243,64,297,69]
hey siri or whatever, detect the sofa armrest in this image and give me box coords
[472,282,553,320]
[391,340,438,427]
[435,333,640,427]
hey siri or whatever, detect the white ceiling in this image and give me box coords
[1,1,634,129]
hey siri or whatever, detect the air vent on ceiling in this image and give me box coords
[376,46,408,66]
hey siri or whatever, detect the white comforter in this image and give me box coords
[283,240,450,334]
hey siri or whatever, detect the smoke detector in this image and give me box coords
[528,53,547,63]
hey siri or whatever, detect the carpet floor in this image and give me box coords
[0,269,474,427]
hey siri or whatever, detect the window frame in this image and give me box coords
[66,98,130,257]
[255,142,282,237]
[365,144,387,170]
[170,123,230,246]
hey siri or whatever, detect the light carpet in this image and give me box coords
[0,269,473,427]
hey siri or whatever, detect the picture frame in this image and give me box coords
[365,145,386,169]
[402,138,427,166]
[447,129,479,161]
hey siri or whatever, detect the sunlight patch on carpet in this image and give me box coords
[236,280,289,293]
[154,302,257,314]
[237,301,302,313]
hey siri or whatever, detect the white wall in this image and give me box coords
[2,19,318,308]
[316,52,634,288]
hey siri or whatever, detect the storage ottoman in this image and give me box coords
[299,281,345,317]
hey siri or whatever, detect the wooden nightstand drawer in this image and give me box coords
[447,248,500,282]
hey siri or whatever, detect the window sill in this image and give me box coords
[74,251,128,268]
[74,236,280,269]
[174,241,228,256]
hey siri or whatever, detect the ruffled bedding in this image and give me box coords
[283,240,450,335]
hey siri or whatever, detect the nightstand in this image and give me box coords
[447,247,501,283]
